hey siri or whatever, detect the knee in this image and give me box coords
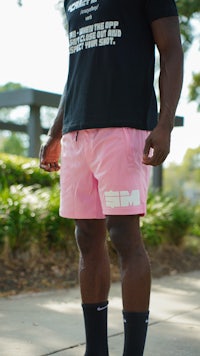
[75,220,106,256]
[107,216,143,258]
[109,226,140,258]
[75,222,93,256]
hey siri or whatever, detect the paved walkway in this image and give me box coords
[0,271,200,356]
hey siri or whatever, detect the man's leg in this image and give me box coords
[107,215,151,356]
[75,219,110,356]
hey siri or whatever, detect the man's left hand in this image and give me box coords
[142,126,171,166]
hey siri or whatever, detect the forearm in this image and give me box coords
[151,16,183,133]
[48,83,67,139]
[158,46,183,131]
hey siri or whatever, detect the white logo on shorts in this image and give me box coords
[104,190,140,208]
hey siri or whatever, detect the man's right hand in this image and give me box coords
[39,136,61,172]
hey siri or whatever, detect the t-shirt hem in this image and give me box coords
[62,121,155,136]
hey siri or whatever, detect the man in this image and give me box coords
[40,0,183,355]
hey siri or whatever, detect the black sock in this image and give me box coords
[122,310,149,356]
[82,301,109,356]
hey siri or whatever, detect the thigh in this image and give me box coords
[59,132,105,219]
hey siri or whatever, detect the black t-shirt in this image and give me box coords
[63,0,178,134]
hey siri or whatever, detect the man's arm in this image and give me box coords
[39,83,67,172]
[143,16,183,166]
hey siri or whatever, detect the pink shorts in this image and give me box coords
[59,128,151,219]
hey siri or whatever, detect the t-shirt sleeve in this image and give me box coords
[145,0,178,23]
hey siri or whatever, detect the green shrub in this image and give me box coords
[141,192,194,246]
[0,184,75,254]
[189,205,200,237]
[40,185,75,253]
[0,154,76,256]
[0,186,42,251]
[0,153,59,189]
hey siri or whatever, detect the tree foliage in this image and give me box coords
[181,146,200,182]
[177,0,200,18]
[176,1,200,109]
[0,133,27,156]
[164,146,200,197]
[189,72,200,111]
[176,0,200,50]
[0,82,24,92]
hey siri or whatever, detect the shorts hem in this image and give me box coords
[59,208,147,219]
[102,206,147,216]
[59,210,105,220]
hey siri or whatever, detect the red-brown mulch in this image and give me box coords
[0,245,200,297]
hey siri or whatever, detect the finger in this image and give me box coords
[39,145,45,161]
[39,163,51,171]
[143,138,152,157]
[143,149,166,166]
[143,136,154,164]
[40,162,60,172]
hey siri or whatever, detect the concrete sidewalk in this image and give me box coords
[0,271,200,356]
